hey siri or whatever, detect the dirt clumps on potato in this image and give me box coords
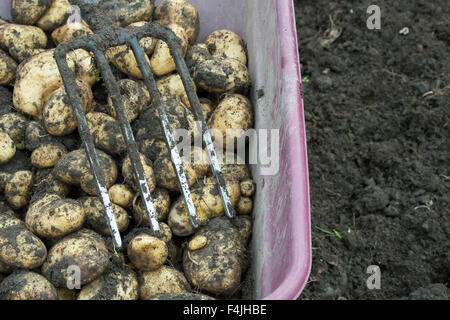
[42,228,110,287]
[0,131,16,164]
[0,49,17,85]
[86,112,126,155]
[122,152,155,193]
[133,188,170,224]
[11,0,52,25]
[204,30,247,65]
[0,113,27,150]
[0,270,58,300]
[31,142,67,168]
[5,170,33,209]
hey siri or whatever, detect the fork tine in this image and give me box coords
[87,42,161,237]
[129,37,199,228]
[54,46,123,250]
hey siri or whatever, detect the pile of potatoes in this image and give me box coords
[0,0,256,300]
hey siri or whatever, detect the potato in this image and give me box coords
[80,197,129,236]
[11,0,52,25]
[57,287,76,300]
[153,155,197,191]
[80,161,119,196]
[168,176,240,236]
[147,293,215,300]
[240,178,255,197]
[86,112,126,155]
[0,270,58,300]
[24,121,53,152]
[0,113,27,150]
[234,215,252,245]
[182,217,249,295]
[77,265,139,300]
[188,235,207,251]
[0,131,16,164]
[138,138,169,162]
[0,212,47,269]
[25,193,85,239]
[51,20,94,45]
[13,49,96,118]
[106,79,150,123]
[42,229,110,287]
[138,265,190,299]
[207,94,253,149]
[105,44,151,80]
[133,188,171,225]
[0,259,15,274]
[33,168,70,198]
[31,142,67,168]
[37,0,71,31]
[219,151,251,183]
[198,97,215,121]
[186,44,251,94]
[5,170,33,209]
[154,0,200,44]
[98,0,154,27]
[236,197,253,216]
[133,96,199,142]
[150,24,188,76]
[156,73,195,108]
[0,49,17,85]
[109,184,135,208]
[204,30,247,65]
[189,146,210,178]
[43,80,94,136]
[54,148,117,187]
[127,233,168,271]
[0,23,48,62]
[122,153,155,193]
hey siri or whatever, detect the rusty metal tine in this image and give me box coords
[128,37,198,228]
[54,46,122,251]
[86,41,161,237]
[157,26,236,219]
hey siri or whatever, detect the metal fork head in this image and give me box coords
[54,10,235,250]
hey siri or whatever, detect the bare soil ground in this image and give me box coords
[294,0,450,299]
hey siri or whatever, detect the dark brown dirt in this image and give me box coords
[294,0,450,299]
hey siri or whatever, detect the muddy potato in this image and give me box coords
[80,197,129,236]
[0,23,48,62]
[150,24,188,76]
[186,44,251,94]
[0,113,27,150]
[122,153,155,193]
[98,0,154,27]
[147,292,215,300]
[128,233,168,271]
[105,44,151,80]
[33,168,70,198]
[128,21,157,55]
[54,148,117,187]
[24,121,53,151]
[25,193,85,239]
[154,0,200,44]
[183,217,249,295]
[204,30,247,65]
[0,131,16,164]
[168,176,240,236]
[139,265,191,299]
[43,80,93,136]
[0,212,47,269]
[236,197,253,216]
[13,49,96,118]
[31,142,67,168]
[42,229,110,287]
[11,0,52,25]
[86,112,126,155]
[198,97,215,121]
[188,146,210,178]
[51,20,93,45]
[109,184,135,208]
[0,49,17,85]
[77,265,139,300]
[133,188,171,225]
[138,138,169,162]
[37,0,71,31]
[156,73,195,108]
[153,155,197,191]
[207,94,253,149]
[80,164,118,196]
[5,170,33,209]
[106,79,150,122]
[0,270,58,300]
[240,178,255,197]
[133,96,199,142]
[219,151,251,183]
